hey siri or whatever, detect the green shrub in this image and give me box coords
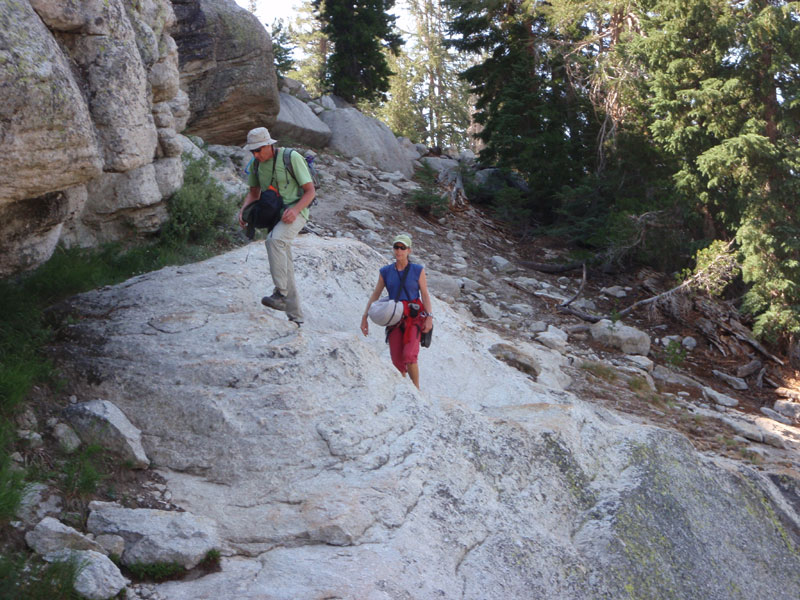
[0,424,26,522]
[664,340,687,368]
[580,361,617,382]
[407,162,448,217]
[0,552,84,600]
[61,444,107,498]
[492,186,532,235]
[127,561,186,581]
[161,154,236,246]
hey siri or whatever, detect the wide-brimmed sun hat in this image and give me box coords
[243,127,278,151]
[392,233,412,248]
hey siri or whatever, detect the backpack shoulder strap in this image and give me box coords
[282,147,298,184]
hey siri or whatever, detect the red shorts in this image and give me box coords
[388,322,421,374]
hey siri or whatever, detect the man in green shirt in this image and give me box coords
[238,127,315,325]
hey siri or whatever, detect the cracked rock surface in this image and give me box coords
[52,236,800,599]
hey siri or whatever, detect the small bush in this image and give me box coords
[161,154,236,246]
[580,361,617,382]
[62,444,107,498]
[492,186,533,236]
[407,162,449,217]
[664,340,687,368]
[0,552,84,600]
[127,561,186,581]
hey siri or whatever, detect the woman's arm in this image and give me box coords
[360,275,386,336]
[418,268,433,333]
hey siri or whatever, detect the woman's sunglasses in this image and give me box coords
[393,244,407,250]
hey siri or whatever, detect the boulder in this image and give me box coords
[320,108,414,177]
[271,93,332,148]
[347,210,384,231]
[590,319,651,356]
[472,168,530,200]
[421,156,460,182]
[0,0,183,275]
[65,399,150,468]
[87,502,219,569]
[702,386,739,408]
[0,2,103,275]
[280,76,312,102]
[57,1,159,174]
[26,517,106,556]
[44,549,127,600]
[171,0,279,145]
[14,483,63,527]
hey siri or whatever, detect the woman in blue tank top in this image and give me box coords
[361,233,433,389]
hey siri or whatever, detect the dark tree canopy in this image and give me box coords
[314,0,403,104]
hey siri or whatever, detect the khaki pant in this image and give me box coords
[266,215,307,322]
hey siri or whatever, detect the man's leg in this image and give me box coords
[265,215,306,322]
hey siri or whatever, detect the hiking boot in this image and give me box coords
[261,291,288,312]
[288,315,303,326]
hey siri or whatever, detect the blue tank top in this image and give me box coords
[380,263,423,301]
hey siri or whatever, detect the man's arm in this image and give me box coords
[282,181,315,224]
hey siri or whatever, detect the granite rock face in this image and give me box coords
[0,0,184,274]
[320,107,414,177]
[52,237,800,599]
[271,92,332,148]
[171,0,279,145]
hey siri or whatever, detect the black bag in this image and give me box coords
[243,187,283,239]
[421,324,433,348]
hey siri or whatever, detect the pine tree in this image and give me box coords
[315,0,403,104]
[270,18,295,78]
[407,0,471,148]
[287,0,330,98]
[446,0,599,220]
[363,48,428,142]
[636,0,800,346]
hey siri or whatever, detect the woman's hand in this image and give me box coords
[360,315,369,336]
[422,315,433,333]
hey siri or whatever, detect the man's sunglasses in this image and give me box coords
[393,244,407,250]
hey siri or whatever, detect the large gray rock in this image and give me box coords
[271,92,332,148]
[590,319,651,356]
[0,2,103,275]
[87,502,219,569]
[44,549,127,600]
[65,400,150,468]
[171,0,279,145]
[26,517,106,556]
[0,0,183,275]
[320,108,414,177]
[51,238,800,599]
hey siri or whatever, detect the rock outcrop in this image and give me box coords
[271,92,332,148]
[170,0,279,145]
[320,107,415,177]
[0,0,185,275]
[52,237,800,599]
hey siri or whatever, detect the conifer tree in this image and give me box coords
[269,18,295,78]
[635,0,800,346]
[287,0,330,97]
[446,0,598,217]
[314,0,403,104]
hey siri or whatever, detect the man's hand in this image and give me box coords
[238,209,246,229]
[282,205,299,224]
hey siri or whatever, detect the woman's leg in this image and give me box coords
[388,326,406,373]
[407,363,420,389]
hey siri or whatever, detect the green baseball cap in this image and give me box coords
[392,233,412,248]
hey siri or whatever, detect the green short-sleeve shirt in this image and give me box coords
[247,148,312,220]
